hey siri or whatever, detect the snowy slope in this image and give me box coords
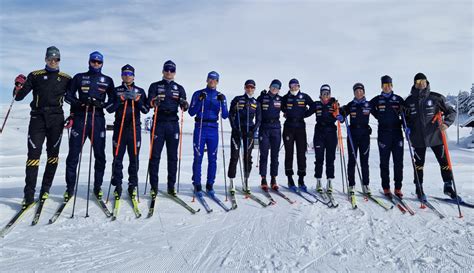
[0,103,473,272]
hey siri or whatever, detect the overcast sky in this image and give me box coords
[0,0,472,105]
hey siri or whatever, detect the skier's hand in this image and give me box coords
[404,127,411,136]
[440,123,449,131]
[199,92,207,101]
[150,96,160,108]
[134,93,141,102]
[88,97,104,108]
[64,116,74,129]
[217,93,225,101]
[14,74,26,93]
[261,90,267,95]
[179,98,189,112]
[336,114,344,122]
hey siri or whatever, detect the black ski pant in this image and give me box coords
[347,131,370,187]
[110,124,141,190]
[24,112,64,202]
[413,144,453,185]
[378,130,404,190]
[283,126,307,177]
[313,127,337,179]
[228,129,254,179]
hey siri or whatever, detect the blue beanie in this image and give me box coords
[89,51,103,62]
[207,71,219,81]
[163,60,176,71]
[289,78,299,87]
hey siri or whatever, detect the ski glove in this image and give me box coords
[217,93,225,101]
[88,97,105,108]
[64,116,74,129]
[179,98,189,112]
[14,74,26,93]
[336,114,344,122]
[199,92,207,101]
[150,96,160,108]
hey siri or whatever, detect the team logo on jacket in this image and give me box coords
[43,76,48,80]
[173,85,178,90]
[364,102,369,107]
[299,94,303,99]
[426,100,433,106]
[100,77,105,83]
[392,96,397,101]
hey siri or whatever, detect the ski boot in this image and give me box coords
[394,189,403,198]
[229,179,236,195]
[298,176,307,191]
[362,185,372,196]
[326,179,333,194]
[415,184,427,202]
[22,195,35,208]
[316,178,323,193]
[128,186,137,199]
[94,187,103,200]
[287,176,297,191]
[167,187,177,197]
[348,186,355,196]
[206,183,215,196]
[115,185,123,199]
[63,191,72,202]
[261,177,269,191]
[270,176,279,190]
[443,181,457,199]
[150,187,157,199]
[194,184,204,198]
[383,188,392,198]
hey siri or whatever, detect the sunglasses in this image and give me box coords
[321,91,331,96]
[90,60,103,65]
[415,79,427,84]
[245,85,256,89]
[47,58,60,62]
[163,69,176,73]
[382,83,393,88]
[290,83,300,88]
[122,72,134,77]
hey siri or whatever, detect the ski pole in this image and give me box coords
[144,104,158,195]
[344,119,364,189]
[245,102,250,191]
[219,100,228,201]
[71,105,90,218]
[400,111,425,209]
[0,96,16,134]
[235,103,246,192]
[432,112,463,218]
[107,100,128,203]
[85,106,96,218]
[333,103,348,194]
[177,109,184,193]
[193,93,206,202]
[131,99,140,202]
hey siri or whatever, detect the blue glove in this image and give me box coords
[336,114,344,122]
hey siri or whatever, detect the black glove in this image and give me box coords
[217,93,225,101]
[88,97,105,108]
[199,92,207,101]
[260,90,267,95]
[150,96,160,108]
[179,98,189,112]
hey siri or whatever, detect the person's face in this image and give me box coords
[245,85,255,96]
[122,74,134,85]
[320,90,331,101]
[269,86,280,95]
[354,89,365,100]
[207,78,218,89]
[290,83,299,92]
[415,79,427,90]
[382,83,393,93]
[90,60,103,70]
[162,69,176,80]
[45,57,60,69]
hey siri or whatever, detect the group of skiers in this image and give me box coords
[12,46,459,210]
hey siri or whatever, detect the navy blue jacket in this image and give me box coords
[188,87,229,128]
[369,92,404,132]
[342,97,373,135]
[281,91,313,128]
[256,90,282,129]
[147,79,186,122]
[112,82,149,126]
[229,94,261,132]
[65,70,115,116]
[306,98,338,130]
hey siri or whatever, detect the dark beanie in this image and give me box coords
[320,84,331,94]
[289,78,299,87]
[245,79,256,87]
[46,46,60,59]
[381,75,392,84]
[121,64,135,75]
[163,60,176,71]
[414,73,427,83]
[270,79,282,89]
[353,82,365,92]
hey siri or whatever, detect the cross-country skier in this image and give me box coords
[341,83,373,196]
[228,80,262,193]
[256,79,283,190]
[188,71,228,197]
[13,46,71,206]
[403,73,457,201]
[306,84,344,194]
[110,64,148,199]
[281,79,313,190]
[64,51,115,200]
[369,75,405,198]
[147,60,188,196]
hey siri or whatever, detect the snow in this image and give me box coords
[1,103,473,272]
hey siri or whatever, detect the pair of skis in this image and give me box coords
[282,186,332,207]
